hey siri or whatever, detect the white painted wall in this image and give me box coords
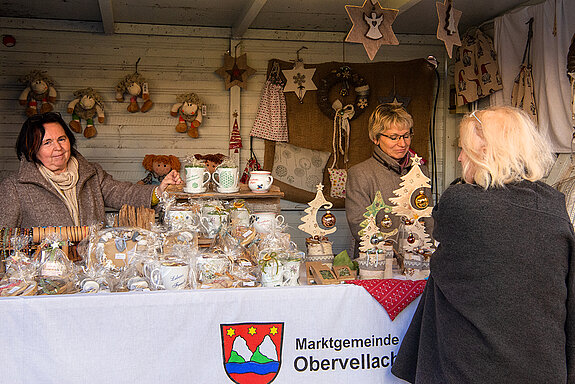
[0,18,458,255]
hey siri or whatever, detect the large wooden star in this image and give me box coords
[436,0,462,59]
[345,0,399,61]
[215,53,256,90]
[282,60,317,102]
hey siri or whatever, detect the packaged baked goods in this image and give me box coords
[88,227,151,274]
[196,252,231,288]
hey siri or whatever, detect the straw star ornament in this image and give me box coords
[215,52,256,90]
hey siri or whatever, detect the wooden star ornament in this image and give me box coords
[436,0,462,59]
[282,60,317,102]
[345,0,399,61]
[215,52,256,90]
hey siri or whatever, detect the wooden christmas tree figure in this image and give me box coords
[359,215,380,253]
[389,154,434,278]
[358,190,397,243]
[401,219,433,278]
[389,154,433,220]
[298,184,336,238]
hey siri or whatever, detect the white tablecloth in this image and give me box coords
[1,284,417,384]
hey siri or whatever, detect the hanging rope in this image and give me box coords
[331,102,355,167]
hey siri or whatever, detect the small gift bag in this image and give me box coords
[328,168,347,199]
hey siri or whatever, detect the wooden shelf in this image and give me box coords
[168,183,283,200]
[167,184,284,214]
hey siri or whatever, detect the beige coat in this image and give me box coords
[345,145,432,257]
[0,150,155,228]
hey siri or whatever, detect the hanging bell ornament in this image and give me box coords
[403,217,414,226]
[407,233,416,244]
[321,210,336,228]
[414,189,430,210]
[381,214,392,228]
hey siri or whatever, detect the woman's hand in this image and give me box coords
[157,169,183,194]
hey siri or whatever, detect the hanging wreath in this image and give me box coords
[317,66,370,121]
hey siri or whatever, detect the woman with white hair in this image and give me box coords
[392,106,575,383]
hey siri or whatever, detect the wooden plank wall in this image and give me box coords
[0,19,455,254]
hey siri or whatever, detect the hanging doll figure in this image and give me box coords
[170,92,203,138]
[67,87,105,139]
[115,72,153,113]
[138,154,181,185]
[18,70,58,116]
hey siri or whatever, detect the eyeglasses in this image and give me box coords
[380,130,414,142]
[470,110,483,126]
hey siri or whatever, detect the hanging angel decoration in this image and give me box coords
[345,0,399,60]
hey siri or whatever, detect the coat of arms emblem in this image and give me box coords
[220,322,284,384]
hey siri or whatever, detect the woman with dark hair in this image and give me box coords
[391,106,575,383]
[0,112,182,228]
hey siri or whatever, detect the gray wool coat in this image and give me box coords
[392,181,575,384]
[0,150,156,228]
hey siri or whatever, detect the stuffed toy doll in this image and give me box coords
[67,87,105,139]
[194,153,226,173]
[115,72,153,113]
[18,70,58,116]
[138,154,181,185]
[170,92,204,138]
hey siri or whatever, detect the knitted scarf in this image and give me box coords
[37,156,80,226]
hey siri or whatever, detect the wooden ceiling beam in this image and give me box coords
[98,0,115,34]
[231,0,268,38]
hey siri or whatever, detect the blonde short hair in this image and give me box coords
[459,106,554,188]
[368,104,414,142]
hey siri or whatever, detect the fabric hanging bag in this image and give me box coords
[511,17,538,123]
[250,60,288,142]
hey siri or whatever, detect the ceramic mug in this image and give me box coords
[251,212,285,233]
[184,166,211,193]
[200,210,229,238]
[261,263,285,287]
[230,207,251,227]
[248,171,274,193]
[149,261,190,290]
[213,167,239,193]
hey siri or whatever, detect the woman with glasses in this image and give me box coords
[392,106,575,383]
[345,104,430,258]
[0,112,182,228]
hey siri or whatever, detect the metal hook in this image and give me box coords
[296,46,308,62]
[234,42,242,57]
[135,57,141,74]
